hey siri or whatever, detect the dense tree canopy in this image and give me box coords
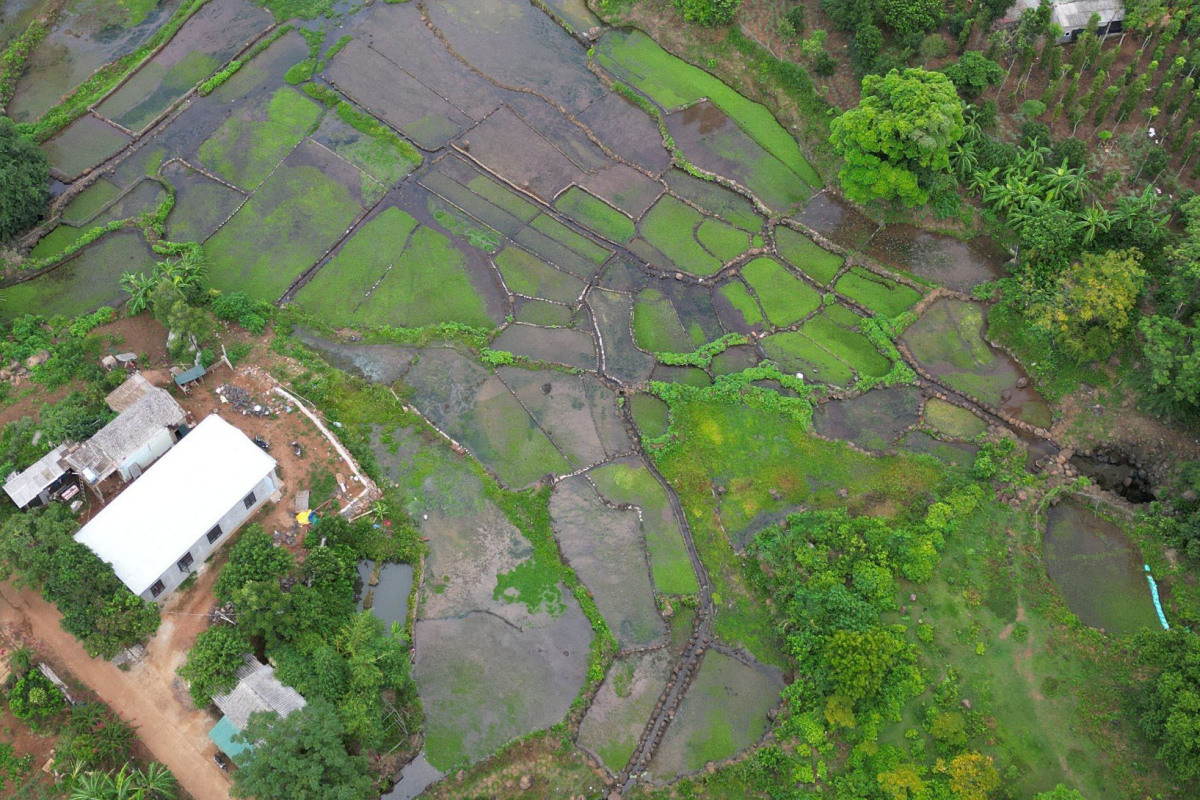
[178,625,250,707]
[232,700,374,800]
[1030,248,1147,360]
[0,116,49,242]
[1135,629,1200,780]
[830,68,965,206]
[941,51,1005,99]
[0,505,159,658]
[672,0,741,26]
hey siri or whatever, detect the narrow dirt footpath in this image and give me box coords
[0,580,232,800]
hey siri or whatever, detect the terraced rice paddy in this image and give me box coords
[1,0,1053,787]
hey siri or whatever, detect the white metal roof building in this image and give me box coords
[1003,0,1124,41]
[75,414,278,600]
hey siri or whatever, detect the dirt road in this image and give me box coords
[0,576,232,800]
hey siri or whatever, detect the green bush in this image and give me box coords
[211,291,271,334]
[0,117,49,242]
[674,0,742,26]
[7,669,65,728]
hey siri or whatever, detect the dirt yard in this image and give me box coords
[0,572,232,800]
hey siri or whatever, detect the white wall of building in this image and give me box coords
[141,469,279,602]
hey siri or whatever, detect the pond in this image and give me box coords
[357,560,414,631]
[382,753,443,800]
[1043,498,1160,636]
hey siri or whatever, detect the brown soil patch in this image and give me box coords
[92,315,171,367]
[422,734,609,800]
[0,578,232,800]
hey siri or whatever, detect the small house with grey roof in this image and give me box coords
[208,656,306,761]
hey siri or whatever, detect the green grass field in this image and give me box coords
[197,87,322,190]
[835,267,923,318]
[695,217,749,262]
[494,246,585,303]
[467,174,540,222]
[775,226,844,284]
[61,180,122,225]
[639,195,720,275]
[293,206,419,317]
[630,393,670,439]
[633,289,694,353]
[718,281,765,328]
[761,331,855,386]
[595,30,820,187]
[555,186,636,243]
[29,226,86,260]
[590,461,699,595]
[923,398,986,439]
[741,257,821,327]
[206,161,362,299]
[530,214,610,264]
[800,314,892,379]
[360,226,495,328]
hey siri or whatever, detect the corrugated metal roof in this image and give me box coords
[211,656,306,730]
[106,372,155,413]
[65,388,185,483]
[1053,0,1123,32]
[173,364,206,387]
[75,414,277,595]
[208,715,253,759]
[3,445,70,508]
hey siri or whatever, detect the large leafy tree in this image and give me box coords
[1138,315,1200,417]
[876,0,943,38]
[232,699,374,800]
[830,68,965,207]
[1134,629,1200,780]
[0,505,160,658]
[178,625,250,707]
[1031,248,1147,360]
[673,0,741,25]
[0,117,49,242]
[941,52,1004,99]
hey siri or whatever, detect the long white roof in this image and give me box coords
[75,415,276,595]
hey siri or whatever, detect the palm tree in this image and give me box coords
[1042,159,1093,203]
[952,142,979,182]
[120,272,157,315]
[967,167,998,196]
[139,762,177,799]
[1076,204,1112,245]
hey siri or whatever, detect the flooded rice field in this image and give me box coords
[0,0,1073,785]
[1044,499,1160,635]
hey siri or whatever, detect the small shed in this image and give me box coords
[173,364,207,392]
[208,656,306,760]
[3,445,72,509]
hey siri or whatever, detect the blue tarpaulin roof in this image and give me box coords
[208,715,252,760]
[173,364,206,387]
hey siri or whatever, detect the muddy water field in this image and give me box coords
[1,0,1152,791]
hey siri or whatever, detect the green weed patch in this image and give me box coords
[555,186,635,243]
[742,257,821,327]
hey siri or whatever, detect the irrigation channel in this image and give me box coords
[3,0,1178,793]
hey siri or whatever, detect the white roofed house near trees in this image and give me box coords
[74,414,280,602]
